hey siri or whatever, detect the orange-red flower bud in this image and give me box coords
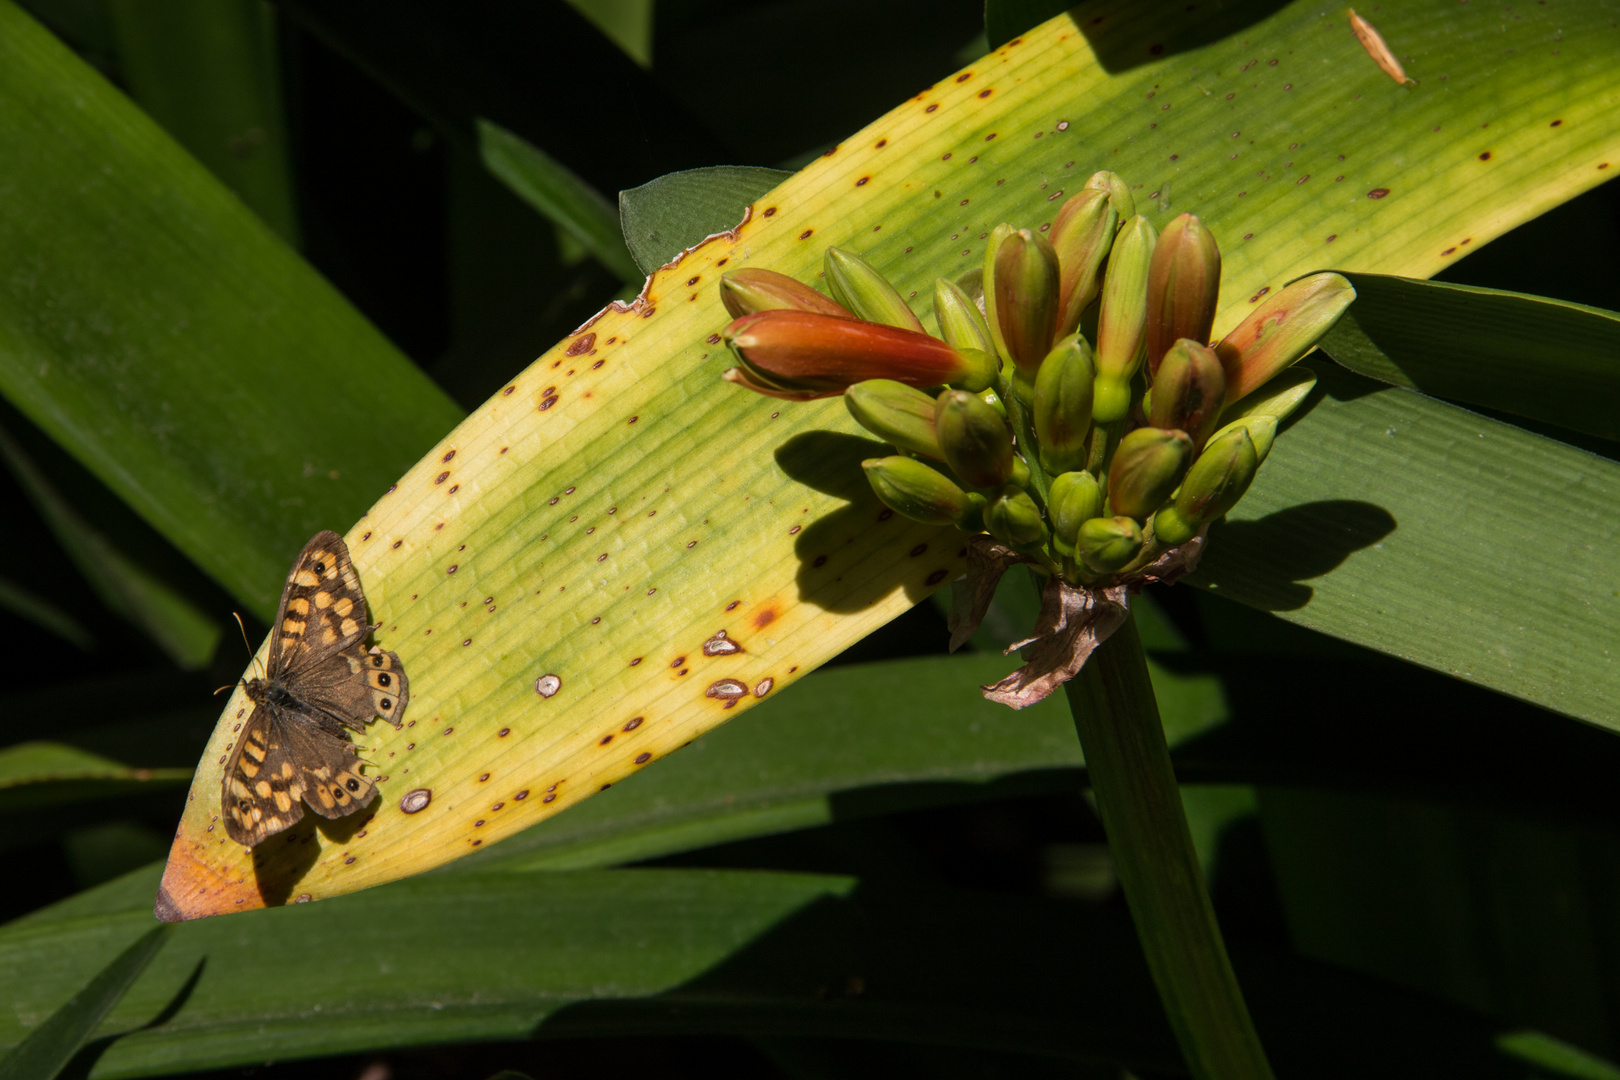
[1145,213,1222,378]
[721,311,981,399]
[1215,273,1355,403]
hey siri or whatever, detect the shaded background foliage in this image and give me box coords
[2,0,1620,1077]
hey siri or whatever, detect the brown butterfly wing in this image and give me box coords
[271,531,409,732]
[220,530,406,846]
[267,530,371,685]
[276,711,376,819]
[221,707,306,846]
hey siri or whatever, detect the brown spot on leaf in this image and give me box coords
[566,333,597,356]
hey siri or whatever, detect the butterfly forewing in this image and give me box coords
[222,708,307,846]
[221,530,407,847]
[268,532,371,682]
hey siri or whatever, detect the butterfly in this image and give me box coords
[222,530,409,847]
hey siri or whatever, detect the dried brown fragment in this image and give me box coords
[981,579,1131,709]
[1349,9,1418,86]
[978,534,1207,709]
[947,536,1029,652]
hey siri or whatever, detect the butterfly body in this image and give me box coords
[222,531,409,847]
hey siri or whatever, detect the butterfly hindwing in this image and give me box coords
[364,647,409,729]
[278,713,376,819]
[221,529,407,847]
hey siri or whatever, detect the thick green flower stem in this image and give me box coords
[1064,611,1274,1080]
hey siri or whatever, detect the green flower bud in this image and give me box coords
[1147,339,1226,450]
[934,277,995,354]
[1050,189,1118,337]
[1031,333,1096,474]
[1009,453,1032,490]
[989,228,1061,377]
[1152,426,1259,545]
[980,223,1016,365]
[1078,515,1144,574]
[1048,470,1104,546]
[980,386,1007,418]
[952,347,999,393]
[720,268,852,319]
[1093,215,1158,424]
[824,247,925,332]
[1084,170,1135,221]
[986,486,1048,548]
[935,388,1015,489]
[845,379,943,459]
[1107,426,1192,521]
[1145,213,1222,378]
[1215,367,1317,428]
[862,456,984,527]
[1207,413,1278,463]
[1215,273,1355,403]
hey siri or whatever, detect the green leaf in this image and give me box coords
[1320,274,1620,441]
[0,425,219,670]
[618,166,792,274]
[104,0,298,243]
[0,577,92,652]
[1192,358,1620,729]
[0,0,465,619]
[470,650,1225,871]
[562,0,652,67]
[477,118,642,284]
[0,924,168,1080]
[0,743,188,815]
[0,863,1580,1079]
[1496,1031,1620,1080]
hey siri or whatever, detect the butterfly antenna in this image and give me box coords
[232,612,266,680]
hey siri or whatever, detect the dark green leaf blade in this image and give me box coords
[0,743,188,816]
[0,864,1568,1079]
[105,0,298,243]
[0,924,168,1080]
[0,577,92,652]
[0,0,464,618]
[619,166,792,274]
[477,118,642,284]
[0,425,218,669]
[1193,359,1620,729]
[1320,273,1620,441]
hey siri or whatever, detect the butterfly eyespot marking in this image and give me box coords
[380,698,392,709]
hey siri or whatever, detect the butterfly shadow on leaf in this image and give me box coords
[244,793,375,908]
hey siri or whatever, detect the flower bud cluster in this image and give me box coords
[712,173,1355,586]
